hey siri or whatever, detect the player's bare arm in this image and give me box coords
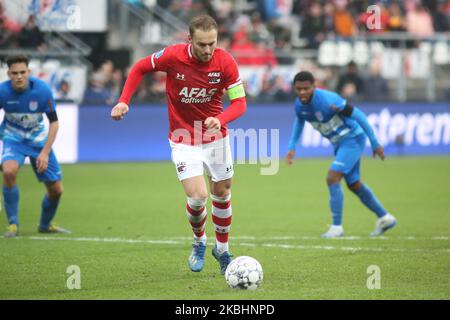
[36,121,58,173]
[112,56,154,121]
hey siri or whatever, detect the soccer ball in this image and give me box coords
[224,256,263,290]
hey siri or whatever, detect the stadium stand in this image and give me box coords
[0,0,449,103]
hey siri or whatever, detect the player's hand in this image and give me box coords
[36,151,49,174]
[285,150,296,165]
[111,102,129,120]
[373,146,385,161]
[204,117,221,133]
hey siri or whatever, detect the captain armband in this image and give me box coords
[227,84,246,100]
[46,111,58,123]
[340,104,354,117]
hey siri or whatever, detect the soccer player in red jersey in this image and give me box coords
[111,15,246,274]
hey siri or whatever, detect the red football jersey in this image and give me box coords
[148,43,242,145]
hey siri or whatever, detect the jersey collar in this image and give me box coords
[188,43,213,64]
[188,44,193,59]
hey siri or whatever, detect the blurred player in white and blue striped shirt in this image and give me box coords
[286,71,396,238]
[0,54,70,237]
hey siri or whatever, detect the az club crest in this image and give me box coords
[177,162,187,173]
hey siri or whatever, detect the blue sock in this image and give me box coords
[328,183,343,226]
[353,184,387,218]
[39,196,60,230]
[3,185,19,225]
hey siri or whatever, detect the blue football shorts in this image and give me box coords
[330,134,367,185]
[1,139,62,182]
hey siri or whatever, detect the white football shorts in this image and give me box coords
[169,136,234,182]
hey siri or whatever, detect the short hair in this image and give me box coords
[6,55,29,68]
[189,15,218,37]
[293,71,315,84]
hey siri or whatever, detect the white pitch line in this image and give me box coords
[432,236,450,240]
[21,236,182,245]
[163,235,449,241]
[9,236,450,254]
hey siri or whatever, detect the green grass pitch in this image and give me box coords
[0,156,449,299]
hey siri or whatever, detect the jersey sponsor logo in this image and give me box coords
[154,48,165,59]
[176,73,186,81]
[29,101,38,111]
[6,113,42,129]
[208,71,221,84]
[209,78,221,84]
[310,114,346,137]
[178,87,218,104]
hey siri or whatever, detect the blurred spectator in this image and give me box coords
[55,80,72,102]
[336,61,364,100]
[388,2,407,31]
[0,18,15,48]
[431,1,450,32]
[124,64,166,103]
[364,60,389,101]
[17,15,47,52]
[258,0,282,23]
[148,72,167,102]
[253,39,278,66]
[259,66,291,102]
[272,75,293,101]
[322,2,336,36]
[131,77,152,103]
[83,72,117,105]
[99,60,115,89]
[274,36,294,65]
[334,0,357,38]
[249,12,271,44]
[406,3,434,36]
[231,29,258,65]
[231,14,252,39]
[300,2,326,49]
[216,3,236,39]
[111,69,124,99]
[218,35,231,51]
[0,2,22,33]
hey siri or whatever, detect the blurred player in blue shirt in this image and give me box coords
[286,71,396,238]
[0,55,70,237]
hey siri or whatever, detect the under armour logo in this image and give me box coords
[176,73,186,81]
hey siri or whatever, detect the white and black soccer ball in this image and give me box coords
[225,256,263,290]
